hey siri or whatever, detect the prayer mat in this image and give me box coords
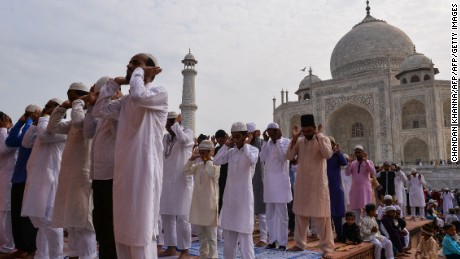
[187,241,323,259]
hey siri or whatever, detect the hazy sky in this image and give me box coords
[0,0,451,136]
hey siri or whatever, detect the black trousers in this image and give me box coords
[92,180,117,259]
[287,188,295,232]
[11,182,37,253]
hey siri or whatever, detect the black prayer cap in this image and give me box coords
[215,129,227,138]
[300,114,315,127]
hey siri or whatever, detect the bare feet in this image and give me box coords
[287,246,303,252]
[157,245,165,256]
[178,249,193,259]
[323,251,333,259]
[158,246,179,257]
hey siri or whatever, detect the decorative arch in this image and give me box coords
[410,75,420,83]
[327,103,374,157]
[303,93,311,100]
[423,74,431,81]
[402,99,426,129]
[402,78,407,84]
[403,138,429,165]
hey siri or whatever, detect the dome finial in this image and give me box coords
[308,67,312,76]
[413,45,416,53]
[366,0,370,16]
[189,48,191,53]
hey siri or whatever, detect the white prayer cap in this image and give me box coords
[231,121,247,132]
[167,111,178,119]
[266,122,279,130]
[68,82,89,92]
[384,195,392,200]
[410,168,417,173]
[343,154,349,160]
[142,53,159,66]
[328,136,335,143]
[394,205,401,211]
[428,199,435,204]
[94,76,111,93]
[384,205,396,213]
[354,144,364,151]
[49,98,63,105]
[25,104,42,113]
[246,123,256,132]
[198,140,214,151]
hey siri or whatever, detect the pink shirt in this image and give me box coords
[345,159,376,210]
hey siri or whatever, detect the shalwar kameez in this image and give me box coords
[47,99,96,259]
[0,126,17,253]
[260,135,291,247]
[160,121,194,251]
[407,169,426,218]
[183,142,220,259]
[214,126,259,259]
[285,132,334,254]
[22,116,66,259]
[93,66,168,258]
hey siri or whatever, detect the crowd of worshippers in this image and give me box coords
[1,52,460,259]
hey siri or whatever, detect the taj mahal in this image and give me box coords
[272,3,450,166]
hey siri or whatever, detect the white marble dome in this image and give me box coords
[299,74,322,89]
[330,15,414,79]
[184,52,196,60]
[399,52,432,72]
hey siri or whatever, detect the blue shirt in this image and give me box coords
[443,235,460,255]
[5,118,33,184]
[326,151,348,217]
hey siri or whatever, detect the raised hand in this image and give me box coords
[292,124,301,140]
[86,92,99,105]
[210,135,217,146]
[189,147,200,161]
[225,135,235,147]
[262,130,269,142]
[114,76,128,86]
[142,66,162,79]
[176,114,182,124]
[245,132,254,144]
[60,100,72,109]
[316,123,323,134]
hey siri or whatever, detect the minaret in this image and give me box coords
[180,49,198,135]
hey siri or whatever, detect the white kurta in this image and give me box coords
[160,122,194,216]
[93,67,168,246]
[214,144,259,234]
[394,170,407,205]
[184,160,220,226]
[83,106,117,180]
[341,167,351,208]
[0,128,17,211]
[408,173,426,207]
[441,192,455,214]
[21,116,66,223]
[47,100,93,230]
[260,137,292,203]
